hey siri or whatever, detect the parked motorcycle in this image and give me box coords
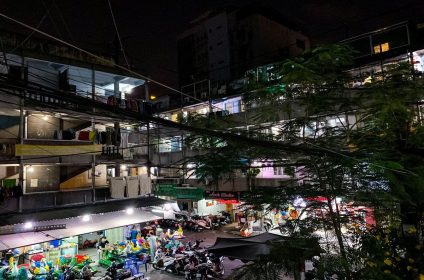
[63,266,76,280]
[105,261,132,280]
[185,239,203,251]
[207,254,225,278]
[152,249,176,272]
[190,215,211,230]
[166,254,189,275]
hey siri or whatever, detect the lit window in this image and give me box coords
[373,42,390,54]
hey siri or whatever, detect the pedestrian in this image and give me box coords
[147,231,157,260]
[97,236,109,260]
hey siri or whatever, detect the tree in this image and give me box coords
[181,45,424,279]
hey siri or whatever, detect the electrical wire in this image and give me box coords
[51,0,75,43]
[7,2,53,54]
[0,14,419,176]
[0,11,241,114]
[107,0,130,69]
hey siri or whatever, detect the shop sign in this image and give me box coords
[175,187,204,200]
[205,191,239,200]
[155,184,178,197]
[155,184,204,200]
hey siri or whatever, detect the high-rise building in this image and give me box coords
[177,6,310,99]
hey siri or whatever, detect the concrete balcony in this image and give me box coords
[0,187,111,215]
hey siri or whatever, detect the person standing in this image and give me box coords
[147,232,157,260]
[97,236,109,261]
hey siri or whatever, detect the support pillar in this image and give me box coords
[91,68,96,203]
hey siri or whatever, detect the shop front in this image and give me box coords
[154,183,204,212]
[0,200,168,279]
[196,191,243,221]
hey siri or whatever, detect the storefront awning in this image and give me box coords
[0,208,161,250]
[0,196,167,226]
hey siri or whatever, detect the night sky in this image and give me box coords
[0,0,423,90]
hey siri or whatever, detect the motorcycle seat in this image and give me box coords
[175,254,185,260]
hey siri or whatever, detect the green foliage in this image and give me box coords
[183,43,424,278]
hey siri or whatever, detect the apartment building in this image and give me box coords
[149,21,424,209]
[177,5,310,104]
[0,29,160,215]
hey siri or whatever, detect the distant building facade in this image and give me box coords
[177,6,310,100]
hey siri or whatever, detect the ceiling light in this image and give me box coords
[42,115,48,121]
[27,166,34,173]
[24,222,33,229]
[126,208,134,215]
[120,165,127,171]
[82,215,90,222]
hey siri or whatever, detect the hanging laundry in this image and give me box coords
[2,178,16,188]
[62,130,73,140]
[114,122,121,147]
[106,128,113,145]
[89,131,96,142]
[100,131,107,144]
[120,132,129,149]
[78,131,90,141]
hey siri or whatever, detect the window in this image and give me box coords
[273,166,284,176]
[373,42,390,54]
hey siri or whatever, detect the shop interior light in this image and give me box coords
[27,165,34,173]
[120,165,127,171]
[82,215,90,222]
[164,203,172,211]
[24,222,33,229]
[42,115,48,121]
[152,209,165,214]
[126,207,134,215]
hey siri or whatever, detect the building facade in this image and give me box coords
[177,6,310,103]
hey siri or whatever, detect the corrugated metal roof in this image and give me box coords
[0,196,167,226]
[0,207,162,250]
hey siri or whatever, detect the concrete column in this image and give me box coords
[114,77,121,99]
[18,56,26,211]
[91,68,96,203]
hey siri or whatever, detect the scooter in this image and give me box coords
[151,249,175,272]
[105,262,132,280]
[207,254,225,278]
[167,254,189,275]
[185,239,203,251]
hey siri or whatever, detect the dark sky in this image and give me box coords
[0,0,423,90]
